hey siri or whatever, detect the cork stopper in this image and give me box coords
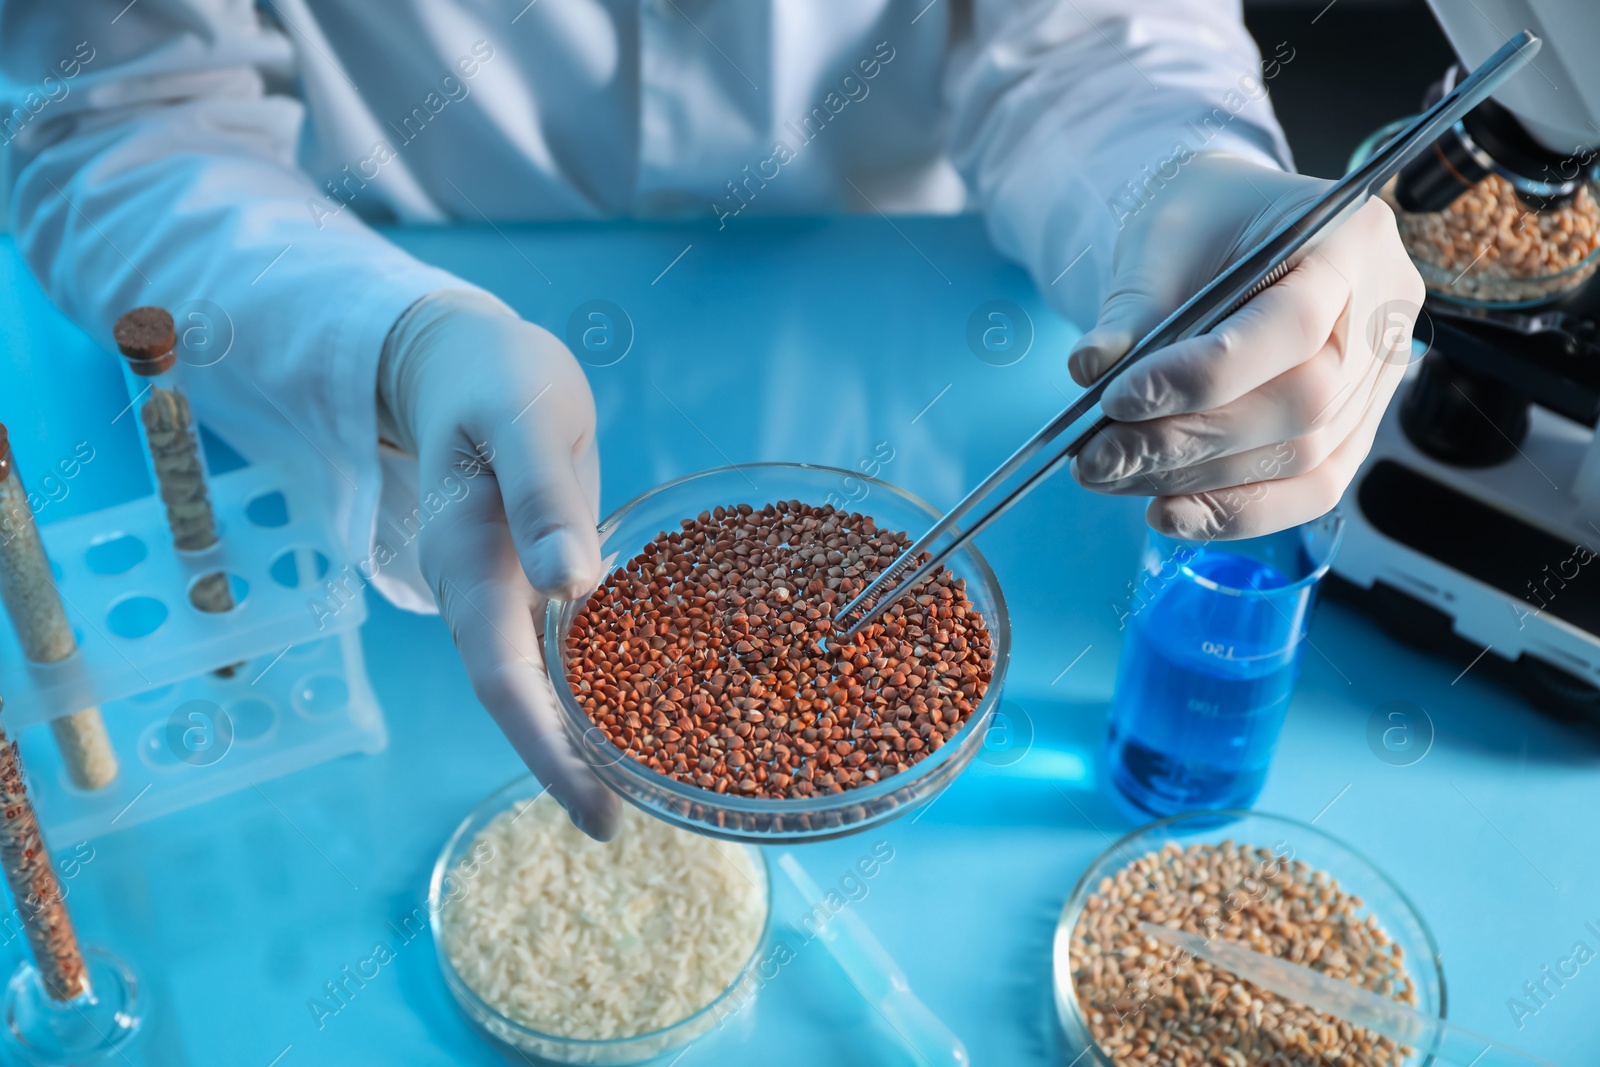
[114,307,177,376]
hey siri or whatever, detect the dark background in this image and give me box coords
[1242,0,1456,179]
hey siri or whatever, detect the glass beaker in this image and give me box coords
[1105,514,1344,817]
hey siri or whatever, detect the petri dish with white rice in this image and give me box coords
[429,777,771,1065]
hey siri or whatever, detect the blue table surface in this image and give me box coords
[1,215,1597,1066]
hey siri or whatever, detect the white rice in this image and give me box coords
[441,793,767,1042]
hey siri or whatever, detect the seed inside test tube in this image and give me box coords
[0,425,118,791]
[115,307,241,677]
[0,699,90,1002]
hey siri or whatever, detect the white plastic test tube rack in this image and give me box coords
[0,462,384,842]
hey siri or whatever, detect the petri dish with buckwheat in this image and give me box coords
[544,463,1011,844]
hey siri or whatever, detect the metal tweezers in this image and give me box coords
[834,29,1542,642]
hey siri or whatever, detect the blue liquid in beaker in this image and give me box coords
[1108,548,1306,816]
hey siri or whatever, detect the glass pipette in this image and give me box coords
[1139,922,1563,1067]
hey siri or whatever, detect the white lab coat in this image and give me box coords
[0,0,1289,612]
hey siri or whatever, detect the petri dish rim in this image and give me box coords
[1052,809,1447,1067]
[427,774,774,1060]
[1352,116,1600,310]
[542,461,1012,839]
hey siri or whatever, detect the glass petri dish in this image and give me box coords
[544,462,1012,844]
[1352,118,1600,310]
[1053,811,1446,1066]
[428,775,773,1065]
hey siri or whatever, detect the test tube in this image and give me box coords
[0,427,119,791]
[114,308,238,664]
[0,701,88,1001]
[1105,515,1345,817]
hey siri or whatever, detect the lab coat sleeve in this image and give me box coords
[0,0,473,614]
[946,0,1295,329]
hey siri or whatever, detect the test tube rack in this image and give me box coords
[0,462,384,842]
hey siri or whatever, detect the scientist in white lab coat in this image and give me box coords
[0,0,1422,838]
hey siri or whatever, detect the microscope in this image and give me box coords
[1328,1,1600,723]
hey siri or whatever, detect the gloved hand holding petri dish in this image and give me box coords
[378,289,620,840]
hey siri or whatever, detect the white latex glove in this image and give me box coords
[379,289,621,840]
[1068,154,1425,540]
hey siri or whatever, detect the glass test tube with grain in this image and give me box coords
[0,426,118,790]
[0,701,89,1002]
[0,696,143,1065]
[114,307,239,674]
